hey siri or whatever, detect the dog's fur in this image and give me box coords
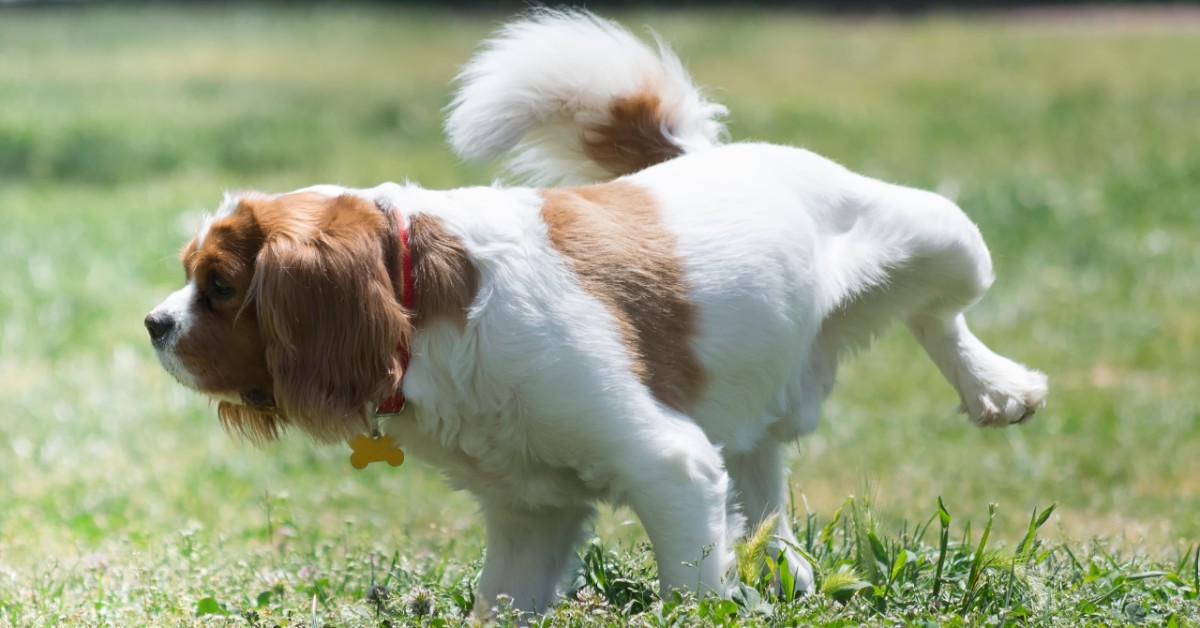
[145,10,1047,615]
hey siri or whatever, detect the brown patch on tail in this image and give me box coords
[540,182,706,411]
[581,90,684,178]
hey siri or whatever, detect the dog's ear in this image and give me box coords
[251,203,410,442]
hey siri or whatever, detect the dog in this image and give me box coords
[145,10,1047,615]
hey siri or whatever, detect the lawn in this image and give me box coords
[0,5,1197,625]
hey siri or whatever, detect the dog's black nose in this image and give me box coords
[144,312,175,343]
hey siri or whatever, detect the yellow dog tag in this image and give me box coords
[348,433,405,469]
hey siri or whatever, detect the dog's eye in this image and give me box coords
[210,275,235,298]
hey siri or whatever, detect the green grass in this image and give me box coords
[1,5,1197,625]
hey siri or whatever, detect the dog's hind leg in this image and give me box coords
[888,193,1046,426]
[908,312,1047,426]
[725,441,815,595]
[820,184,1046,426]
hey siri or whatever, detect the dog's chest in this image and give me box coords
[388,408,608,509]
[387,322,615,509]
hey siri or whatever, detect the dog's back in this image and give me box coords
[448,8,1045,427]
[443,9,1047,613]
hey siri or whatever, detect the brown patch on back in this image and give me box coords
[408,214,480,327]
[540,182,706,411]
[582,90,684,178]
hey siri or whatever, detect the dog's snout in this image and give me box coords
[144,312,175,343]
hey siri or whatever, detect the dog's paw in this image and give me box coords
[958,360,1048,427]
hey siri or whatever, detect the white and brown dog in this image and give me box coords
[145,10,1046,615]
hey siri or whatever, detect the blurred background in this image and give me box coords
[0,0,1196,622]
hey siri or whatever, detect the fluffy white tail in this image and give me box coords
[445,9,727,185]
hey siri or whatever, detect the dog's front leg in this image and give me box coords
[473,502,594,618]
[616,417,736,600]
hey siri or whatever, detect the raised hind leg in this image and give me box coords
[820,184,1047,426]
[908,312,1047,426]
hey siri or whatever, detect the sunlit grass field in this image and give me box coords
[1,5,1197,625]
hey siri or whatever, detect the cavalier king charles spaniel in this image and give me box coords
[146,10,1047,616]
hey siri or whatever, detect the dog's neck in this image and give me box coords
[373,197,415,422]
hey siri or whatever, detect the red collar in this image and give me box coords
[376,213,413,415]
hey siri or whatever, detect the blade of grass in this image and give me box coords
[1193,545,1199,595]
[932,497,952,606]
[961,503,998,612]
[1017,503,1057,558]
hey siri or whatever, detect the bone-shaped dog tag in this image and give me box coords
[348,433,405,469]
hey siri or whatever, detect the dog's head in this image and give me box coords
[145,189,412,443]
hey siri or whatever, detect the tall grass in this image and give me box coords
[0,5,1196,624]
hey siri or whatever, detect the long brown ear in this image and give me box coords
[251,199,410,442]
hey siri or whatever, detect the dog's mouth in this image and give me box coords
[217,391,288,443]
[240,388,277,409]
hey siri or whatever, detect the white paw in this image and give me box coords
[958,360,1048,427]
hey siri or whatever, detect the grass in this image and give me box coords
[0,4,1197,625]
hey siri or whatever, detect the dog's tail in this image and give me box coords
[445,9,727,185]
